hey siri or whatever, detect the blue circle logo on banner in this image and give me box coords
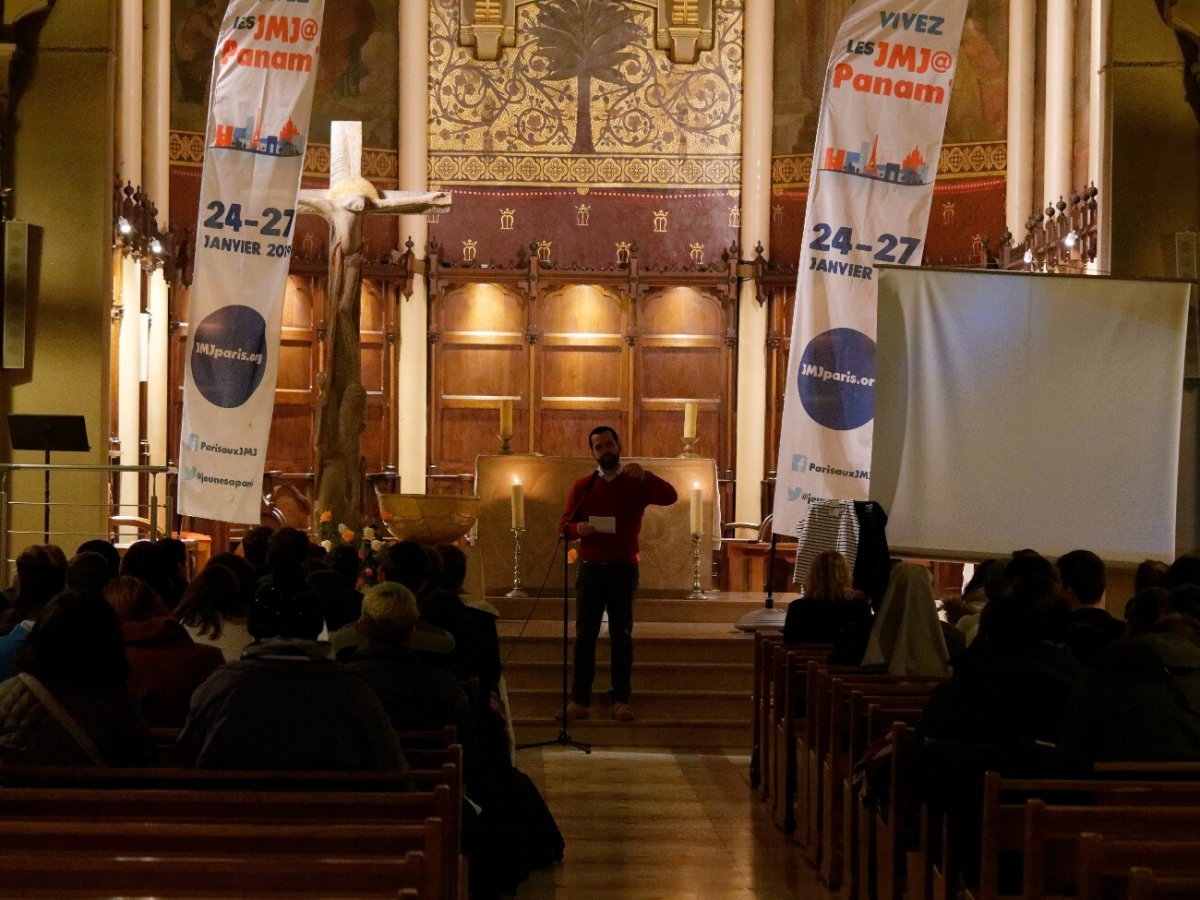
[190,305,268,409]
[797,327,877,431]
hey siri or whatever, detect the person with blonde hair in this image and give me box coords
[783,550,871,645]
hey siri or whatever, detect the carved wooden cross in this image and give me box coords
[297,121,450,535]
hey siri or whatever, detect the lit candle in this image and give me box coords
[683,401,697,440]
[499,399,513,437]
[689,481,703,535]
[511,477,525,529]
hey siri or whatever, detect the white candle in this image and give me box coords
[511,477,525,529]
[499,399,513,436]
[689,481,703,535]
[683,401,697,440]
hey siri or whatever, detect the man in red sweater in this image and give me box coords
[559,426,677,721]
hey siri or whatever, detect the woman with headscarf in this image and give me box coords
[860,563,951,677]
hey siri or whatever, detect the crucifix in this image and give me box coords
[298,121,450,534]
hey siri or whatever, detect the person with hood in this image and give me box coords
[179,577,403,771]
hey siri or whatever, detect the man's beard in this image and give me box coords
[597,452,620,471]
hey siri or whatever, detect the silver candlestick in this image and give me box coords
[688,532,707,599]
[505,527,528,598]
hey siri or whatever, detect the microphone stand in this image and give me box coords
[518,480,594,754]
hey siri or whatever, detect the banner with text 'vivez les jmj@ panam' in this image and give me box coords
[772,0,967,538]
[178,1,325,524]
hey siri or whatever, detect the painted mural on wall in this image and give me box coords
[171,0,398,152]
[428,0,743,188]
[769,0,1009,265]
[426,0,745,271]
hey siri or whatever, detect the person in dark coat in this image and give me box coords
[345,581,483,787]
[0,591,156,766]
[179,577,404,771]
[1057,549,1124,666]
[784,550,872,645]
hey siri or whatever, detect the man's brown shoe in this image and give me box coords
[611,702,635,721]
[565,700,590,721]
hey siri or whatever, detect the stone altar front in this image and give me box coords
[475,455,719,598]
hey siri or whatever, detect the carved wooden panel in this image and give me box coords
[429,283,530,474]
[766,283,797,510]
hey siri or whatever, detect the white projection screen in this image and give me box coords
[869,268,1193,563]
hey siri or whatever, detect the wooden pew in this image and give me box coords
[801,666,945,868]
[843,699,928,900]
[1018,802,1200,900]
[1073,832,1200,900]
[0,849,426,898]
[0,818,444,899]
[923,773,1200,900]
[751,631,783,796]
[0,785,457,899]
[822,680,937,891]
[1125,867,1200,900]
[771,644,834,832]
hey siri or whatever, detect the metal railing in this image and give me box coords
[0,463,175,583]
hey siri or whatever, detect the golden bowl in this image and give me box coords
[378,493,480,544]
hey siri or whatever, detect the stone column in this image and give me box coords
[734,0,774,527]
[1007,0,1036,232]
[397,0,431,494]
[143,0,171,525]
[116,0,143,530]
[1043,0,1075,207]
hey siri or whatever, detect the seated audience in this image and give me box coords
[783,550,872,645]
[1124,587,1170,638]
[0,591,156,766]
[179,577,404,771]
[423,544,499,688]
[105,575,224,728]
[345,581,482,784]
[120,540,177,610]
[855,563,951,676]
[1061,612,1200,768]
[307,543,363,632]
[0,545,66,678]
[65,550,116,600]
[1057,549,1123,665]
[1135,558,1170,594]
[238,524,274,577]
[1165,553,1200,590]
[74,539,121,583]
[332,540,454,661]
[174,563,253,661]
[154,537,190,609]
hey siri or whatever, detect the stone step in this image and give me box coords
[507,689,750,721]
[501,633,753,665]
[491,592,782,625]
[511,717,750,750]
[504,660,752,692]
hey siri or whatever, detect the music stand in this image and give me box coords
[7,414,90,542]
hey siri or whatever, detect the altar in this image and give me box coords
[475,455,720,598]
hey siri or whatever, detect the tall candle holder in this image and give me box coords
[505,527,528,598]
[688,532,707,599]
[678,435,699,458]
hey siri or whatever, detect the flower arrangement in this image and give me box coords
[315,511,388,589]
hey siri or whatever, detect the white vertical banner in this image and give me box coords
[772,1,968,536]
[178,2,325,524]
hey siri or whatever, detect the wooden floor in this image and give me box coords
[516,746,832,899]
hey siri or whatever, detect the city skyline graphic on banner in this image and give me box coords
[821,134,930,186]
[212,108,304,158]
